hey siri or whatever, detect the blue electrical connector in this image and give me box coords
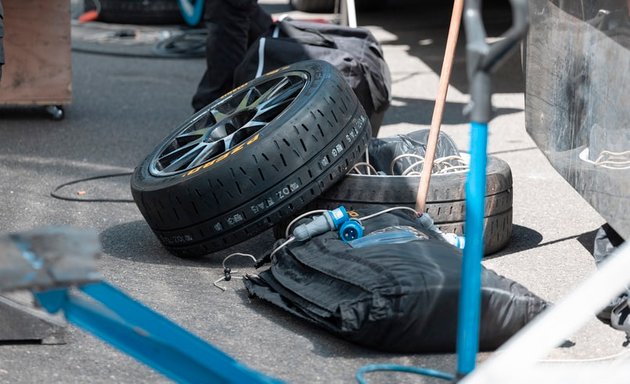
[292,206,363,242]
[339,220,364,242]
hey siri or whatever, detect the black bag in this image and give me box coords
[368,129,461,175]
[245,207,548,353]
[233,20,391,136]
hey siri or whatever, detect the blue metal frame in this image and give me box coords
[35,282,282,384]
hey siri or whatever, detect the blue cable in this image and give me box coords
[356,364,455,384]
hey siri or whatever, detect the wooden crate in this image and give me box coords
[0,0,72,106]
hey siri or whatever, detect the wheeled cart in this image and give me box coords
[0,0,71,119]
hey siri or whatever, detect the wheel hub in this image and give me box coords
[149,72,309,177]
[204,108,257,143]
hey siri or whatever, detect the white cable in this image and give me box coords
[433,155,468,174]
[402,160,425,175]
[221,253,257,269]
[390,154,424,175]
[213,239,297,291]
[435,164,468,174]
[399,155,468,176]
[361,147,471,177]
[435,155,467,164]
[285,209,327,238]
[217,206,431,292]
[350,162,378,175]
[285,206,420,241]
[213,252,258,291]
[270,237,295,260]
[365,147,371,175]
[357,206,418,223]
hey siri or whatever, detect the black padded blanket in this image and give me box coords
[245,208,548,353]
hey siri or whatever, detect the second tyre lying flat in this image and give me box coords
[277,156,513,255]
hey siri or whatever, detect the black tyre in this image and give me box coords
[97,0,184,25]
[131,60,371,257]
[276,156,513,254]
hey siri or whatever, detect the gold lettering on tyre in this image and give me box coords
[183,134,261,177]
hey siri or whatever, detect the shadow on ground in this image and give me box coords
[100,221,277,267]
[383,97,522,126]
[359,0,523,94]
[488,224,599,260]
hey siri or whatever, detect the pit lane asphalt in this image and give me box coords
[0,1,625,383]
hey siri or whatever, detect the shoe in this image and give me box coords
[611,296,630,332]
[597,292,628,326]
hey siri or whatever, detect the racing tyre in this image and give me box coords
[276,156,513,255]
[131,60,371,257]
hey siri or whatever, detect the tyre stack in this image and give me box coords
[131,60,513,257]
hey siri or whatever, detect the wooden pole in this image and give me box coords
[415,0,465,214]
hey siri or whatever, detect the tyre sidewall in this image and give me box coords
[132,61,334,194]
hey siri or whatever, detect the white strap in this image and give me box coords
[255,37,266,79]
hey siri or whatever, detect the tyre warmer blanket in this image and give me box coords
[245,208,548,353]
[233,19,391,135]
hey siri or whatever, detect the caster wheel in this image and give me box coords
[45,105,64,120]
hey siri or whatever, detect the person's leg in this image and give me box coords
[594,224,627,324]
[192,0,271,111]
[247,2,273,44]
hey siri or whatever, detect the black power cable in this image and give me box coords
[50,172,134,203]
[152,29,207,58]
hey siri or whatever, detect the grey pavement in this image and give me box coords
[0,1,626,383]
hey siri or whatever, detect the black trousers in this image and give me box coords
[191,0,272,111]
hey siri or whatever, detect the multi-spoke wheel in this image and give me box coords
[131,60,371,257]
[150,72,309,177]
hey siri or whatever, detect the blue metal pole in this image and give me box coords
[456,121,488,375]
[457,0,527,376]
[35,283,282,384]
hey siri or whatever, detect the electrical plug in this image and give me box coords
[292,206,350,242]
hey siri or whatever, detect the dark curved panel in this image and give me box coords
[525,0,630,238]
